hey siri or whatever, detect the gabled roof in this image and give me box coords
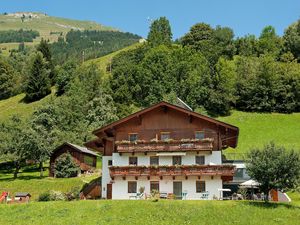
[54,142,99,157]
[93,101,239,135]
[15,192,31,197]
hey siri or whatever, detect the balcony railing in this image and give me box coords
[109,165,235,178]
[115,139,214,153]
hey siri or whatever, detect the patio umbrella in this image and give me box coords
[239,179,261,200]
[239,179,260,188]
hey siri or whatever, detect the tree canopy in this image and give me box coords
[246,142,300,201]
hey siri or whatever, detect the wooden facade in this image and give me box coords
[86,101,239,156]
[49,143,98,177]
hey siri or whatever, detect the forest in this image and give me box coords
[50,30,141,64]
[0,29,39,43]
[0,16,300,177]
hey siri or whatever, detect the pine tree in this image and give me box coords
[37,39,55,83]
[147,17,172,47]
[0,58,14,100]
[25,52,51,102]
[54,153,79,178]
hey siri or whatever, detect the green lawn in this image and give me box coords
[218,111,300,155]
[0,200,299,225]
[0,163,100,201]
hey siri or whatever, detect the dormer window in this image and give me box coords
[161,132,170,140]
[195,131,205,140]
[129,133,138,142]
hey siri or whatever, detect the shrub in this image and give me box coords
[54,153,80,178]
[38,191,51,202]
[49,190,66,201]
[65,186,81,201]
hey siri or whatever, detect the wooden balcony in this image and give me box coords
[109,165,235,179]
[115,139,214,153]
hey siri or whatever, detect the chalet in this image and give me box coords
[86,101,239,200]
[49,142,99,177]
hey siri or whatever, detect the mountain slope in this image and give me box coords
[0,43,140,122]
[0,12,116,54]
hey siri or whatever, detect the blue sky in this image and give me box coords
[1,0,299,39]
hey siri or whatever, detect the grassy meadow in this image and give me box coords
[0,88,56,123]
[218,111,300,155]
[0,200,299,225]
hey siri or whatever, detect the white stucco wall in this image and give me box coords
[103,152,223,199]
[101,156,112,198]
[112,151,222,167]
[111,176,222,200]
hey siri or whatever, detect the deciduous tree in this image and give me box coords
[247,142,300,201]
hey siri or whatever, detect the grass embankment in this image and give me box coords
[0,88,56,123]
[218,111,300,155]
[0,200,299,225]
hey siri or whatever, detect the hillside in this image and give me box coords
[0,43,140,122]
[0,88,56,122]
[218,111,300,156]
[82,42,142,78]
[0,12,115,54]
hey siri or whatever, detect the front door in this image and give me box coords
[173,181,182,199]
[107,183,112,199]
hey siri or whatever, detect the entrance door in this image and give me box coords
[107,183,112,199]
[173,181,182,199]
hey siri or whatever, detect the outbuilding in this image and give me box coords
[15,192,31,203]
[49,142,99,177]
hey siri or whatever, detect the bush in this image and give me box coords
[54,153,80,178]
[38,191,51,202]
[49,190,66,201]
[65,186,81,201]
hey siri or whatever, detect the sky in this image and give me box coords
[1,0,299,39]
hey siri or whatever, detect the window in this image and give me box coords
[195,156,205,165]
[195,131,205,140]
[129,133,138,142]
[83,155,94,166]
[150,156,159,165]
[129,157,138,166]
[196,181,206,193]
[128,181,137,193]
[172,156,182,165]
[108,160,112,166]
[150,181,159,192]
[161,132,170,140]
[235,168,244,178]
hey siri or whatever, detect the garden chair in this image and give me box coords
[200,192,209,200]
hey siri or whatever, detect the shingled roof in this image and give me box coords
[54,142,99,157]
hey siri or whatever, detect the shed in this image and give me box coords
[49,142,99,177]
[14,192,31,203]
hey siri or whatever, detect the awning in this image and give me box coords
[156,152,186,156]
[239,179,260,188]
[218,189,231,192]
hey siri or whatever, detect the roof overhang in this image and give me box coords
[92,101,239,148]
